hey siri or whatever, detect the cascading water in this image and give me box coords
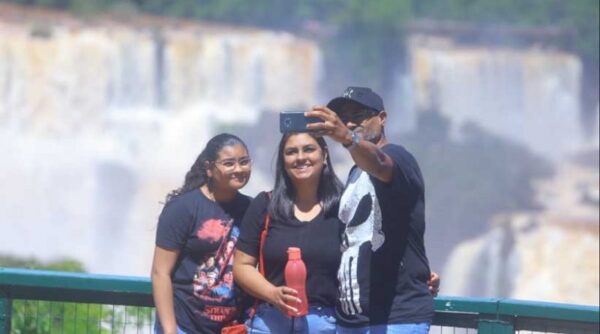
[406,34,584,159]
[0,10,321,275]
[400,34,598,306]
[442,163,599,305]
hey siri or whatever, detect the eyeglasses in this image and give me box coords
[339,109,379,125]
[213,157,252,170]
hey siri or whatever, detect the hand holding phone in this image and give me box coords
[280,111,321,133]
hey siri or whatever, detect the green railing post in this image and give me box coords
[478,316,514,333]
[0,292,12,334]
[476,299,515,333]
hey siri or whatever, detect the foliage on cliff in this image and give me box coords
[0,255,85,272]
[4,0,598,77]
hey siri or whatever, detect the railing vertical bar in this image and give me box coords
[86,303,90,334]
[52,301,57,334]
[97,305,101,334]
[0,294,12,334]
[35,300,40,334]
[135,306,142,334]
[112,304,116,334]
[123,306,127,334]
[148,307,151,334]
[75,301,79,334]
[60,302,64,334]
[49,301,53,334]
[149,309,152,334]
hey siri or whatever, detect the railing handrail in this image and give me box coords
[434,296,599,323]
[1,267,599,332]
[0,267,151,293]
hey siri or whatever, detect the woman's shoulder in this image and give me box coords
[233,192,253,206]
[175,188,203,201]
[223,192,253,215]
[162,189,215,218]
[163,189,201,209]
[252,190,271,202]
[158,191,203,226]
[243,190,271,214]
[238,192,253,202]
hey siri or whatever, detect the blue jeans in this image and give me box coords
[246,303,336,333]
[336,322,430,334]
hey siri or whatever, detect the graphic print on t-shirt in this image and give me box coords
[191,217,239,322]
[337,168,384,316]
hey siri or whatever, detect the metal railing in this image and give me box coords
[1,268,598,333]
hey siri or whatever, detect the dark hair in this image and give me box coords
[165,133,248,202]
[269,133,343,222]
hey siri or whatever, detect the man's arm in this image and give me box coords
[306,105,394,183]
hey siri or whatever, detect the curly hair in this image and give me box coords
[165,133,248,203]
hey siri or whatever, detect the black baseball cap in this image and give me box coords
[327,86,385,114]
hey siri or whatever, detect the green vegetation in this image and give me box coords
[3,0,597,86]
[0,255,85,272]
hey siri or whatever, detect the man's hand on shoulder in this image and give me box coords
[428,272,440,297]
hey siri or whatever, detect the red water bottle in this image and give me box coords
[284,247,309,316]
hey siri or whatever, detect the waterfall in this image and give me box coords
[442,163,599,305]
[0,12,322,275]
[406,35,583,159]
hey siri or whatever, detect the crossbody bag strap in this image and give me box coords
[258,191,272,275]
[248,191,272,319]
[258,204,271,276]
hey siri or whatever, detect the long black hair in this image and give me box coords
[165,133,248,203]
[269,133,343,222]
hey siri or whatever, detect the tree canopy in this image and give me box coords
[4,0,597,109]
[4,0,597,60]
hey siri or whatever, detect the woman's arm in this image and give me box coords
[233,249,300,314]
[151,246,180,334]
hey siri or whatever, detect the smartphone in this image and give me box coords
[279,111,321,133]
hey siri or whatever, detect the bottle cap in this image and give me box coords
[287,247,302,260]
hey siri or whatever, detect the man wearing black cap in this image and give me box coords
[306,87,436,333]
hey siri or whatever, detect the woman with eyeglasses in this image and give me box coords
[233,132,344,334]
[152,133,254,334]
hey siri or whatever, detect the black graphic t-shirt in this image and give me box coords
[236,191,344,307]
[336,144,434,327]
[155,189,251,334]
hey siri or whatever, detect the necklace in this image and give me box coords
[201,185,216,201]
